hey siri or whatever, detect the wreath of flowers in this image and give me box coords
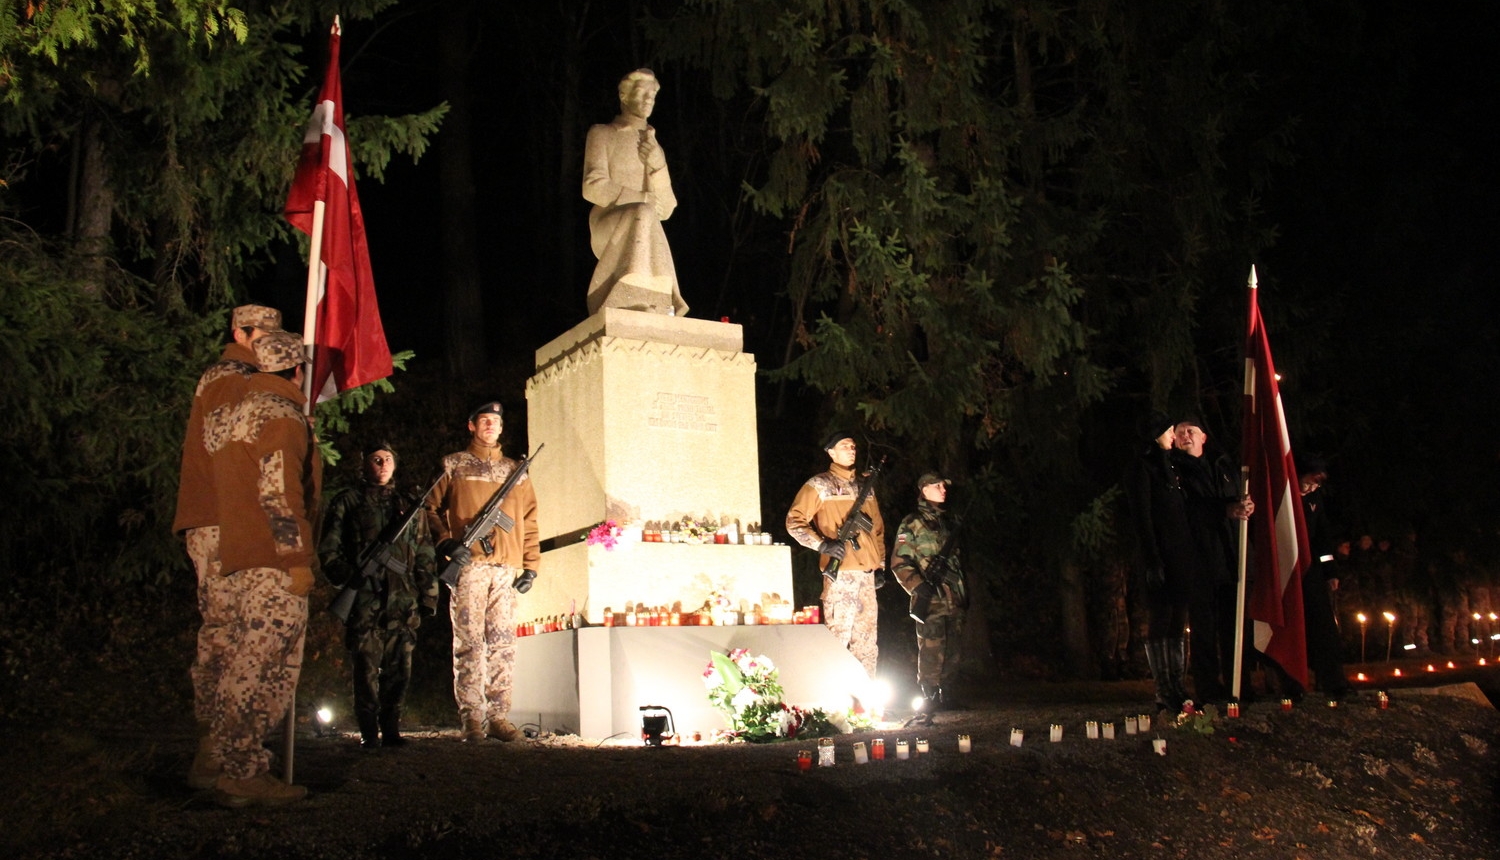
[702,649,840,743]
[1172,700,1219,735]
[586,520,622,550]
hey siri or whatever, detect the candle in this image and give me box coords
[872,738,886,760]
[853,742,869,764]
[1227,702,1240,718]
[817,738,835,767]
[797,750,812,772]
[1124,716,1138,735]
[958,734,972,753]
[1280,698,1293,711]
[714,533,728,544]
[1152,738,1167,756]
[1102,723,1115,740]
[1009,728,1023,748]
[1138,714,1152,731]
[915,738,930,754]
[896,740,910,760]
[1049,724,1062,743]
[1378,691,1389,710]
[1085,721,1099,739]
[1327,698,1340,709]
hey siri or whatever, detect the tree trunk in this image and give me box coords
[1057,557,1094,678]
[438,2,486,377]
[72,115,114,295]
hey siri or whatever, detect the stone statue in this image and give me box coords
[582,69,689,317]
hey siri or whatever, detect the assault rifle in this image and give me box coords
[822,455,886,582]
[329,474,442,623]
[908,500,970,623]
[438,444,544,587]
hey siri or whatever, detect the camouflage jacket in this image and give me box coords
[891,498,964,596]
[172,341,258,535]
[207,373,321,573]
[785,462,886,572]
[319,482,438,629]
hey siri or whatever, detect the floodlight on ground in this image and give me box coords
[313,704,336,738]
[639,704,675,747]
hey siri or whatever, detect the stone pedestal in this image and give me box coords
[522,309,791,622]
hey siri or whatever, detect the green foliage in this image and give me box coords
[313,349,414,467]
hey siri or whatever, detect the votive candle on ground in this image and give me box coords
[797,750,812,772]
[1102,722,1116,740]
[1226,702,1240,718]
[872,738,886,759]
[853,741,869,764]
[1281,698,1293,711]
[957,734,972,753]
[1138,714,1151,731]
[915,738,930,754]
[817,738,835,767]
[1049,724,1063,743]
[1010,728,1024,747]
[896,739,910,760]
[1152,738,1167,756]
[1378,691,1390,710]
[1124,716,1138,735]
[1085,721,1099,739]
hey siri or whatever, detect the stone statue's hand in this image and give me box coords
[638,129,665,170]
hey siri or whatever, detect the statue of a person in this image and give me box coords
[582,69,688,317]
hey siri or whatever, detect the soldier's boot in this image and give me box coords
[462,716,487,743]
[1144,639,1178,712]
[187,720,220,790]
[357,711,381,751]
[213,772,307,809]
[1166,637,1192,709]
[487,715,522,742]
[380,706,406,748]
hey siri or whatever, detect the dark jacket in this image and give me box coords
[1124,446,1201,591]
[1173,448,1240,585]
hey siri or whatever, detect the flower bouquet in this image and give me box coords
[587,520,622,550]
[1172,700,1219,736]
[703,648,839,743]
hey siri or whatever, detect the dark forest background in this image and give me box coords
[1,0,1496,715]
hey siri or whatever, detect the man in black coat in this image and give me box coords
[1297,456,1351,698]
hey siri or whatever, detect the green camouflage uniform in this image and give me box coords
[319,482,438,745]
[891,498,966,693]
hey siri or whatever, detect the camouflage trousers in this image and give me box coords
[914,596,965,690]
[1438,590,1472,654]
[211,566,308,780]
[449,563,517,725]
[1397,596,1430,653]
[186,526,237,727]
[349,622,417,731]
[822,569,879,679]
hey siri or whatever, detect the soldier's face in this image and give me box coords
[469,414,502,446]
[827,438,857,468]
[921,482,948,504]
[366,450,396,486]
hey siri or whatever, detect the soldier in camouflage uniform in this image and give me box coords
[171,304,282,790]
[786,431,886,679]
[205,330,320,808]
[890,472,966,710]
[424,401,540,743]
[319,444,438,749]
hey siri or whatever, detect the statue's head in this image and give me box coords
[618,68,660,119]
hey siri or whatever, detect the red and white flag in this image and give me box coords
[284,19,392,401]
[1240,266,1309,690]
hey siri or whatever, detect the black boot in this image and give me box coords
[358,711,381,751]
[1144,639,1178,712]
[380,707,405,748]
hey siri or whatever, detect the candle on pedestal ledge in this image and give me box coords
[872,738,886,760]
[896,739,910,760]
[817,738,835,767]
[797,750,812,772]
[853,742,869,764]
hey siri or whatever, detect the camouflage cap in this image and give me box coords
[232,304,283,332]
[253,331,306,373]
[916,471,950,492]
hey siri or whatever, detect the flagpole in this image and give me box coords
[299,198,327,415]
[1231,265,1258,701]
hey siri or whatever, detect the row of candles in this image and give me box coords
[640,528,776,545]
[798,695,1398,769]
[515,605,823,634]
[1354,610,1500,661]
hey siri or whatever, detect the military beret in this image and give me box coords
[820,429,855,451]
[468,401,504,423]
[253,331,306,373]
[232,304,283,332]
[364,442,397,463]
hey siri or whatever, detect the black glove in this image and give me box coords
[437,539,471,568]
[817,539,846,560]
[513,569,538,593]
[1144,565,1165,590]
[874,569,887,589]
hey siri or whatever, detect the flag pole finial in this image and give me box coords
[332,16,341,36]
[1248,265,1258,290]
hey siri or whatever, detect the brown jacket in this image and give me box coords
[785,462,886,573]
[425,441,540,571]
[208,373,321,573]
[171,341,258,535]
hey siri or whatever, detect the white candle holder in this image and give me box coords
[896,739,910,760]
[915,738,930,754]
[852,741,869,764]
[1009,728,1024,747]
[817,737,835,767]
[958,734,972,753]
[1102,722,1116,740]
[1049,724,1063,743]
[1152,737,1167,756]
[1085,720,1099,739]
[1124,716,1138,735]
[1138,714,1152,731]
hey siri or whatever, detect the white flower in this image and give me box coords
[827,710,850,733]
[731,687,759,710]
